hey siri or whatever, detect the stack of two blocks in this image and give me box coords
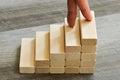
[19,11,97,74]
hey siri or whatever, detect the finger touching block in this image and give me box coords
[79,11,97,45]
[64,18,81,53]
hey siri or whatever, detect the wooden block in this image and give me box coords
[80,67,94,74]
[64,18,81,53]
[66,60,80,67]
[65,53,80,67]
[79,11,97,45]
[50,24,65,67]
[50,54,65,67]
[65,67,80,73]
[19,38,35,73]
[35,68,49,73]
[50,67,64,74]
[66,53,81,60]
[36,31,50,68]
[82,45,96,53]
[81,53,96,61]
[81,60,96,67]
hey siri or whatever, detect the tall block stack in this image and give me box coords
[19,10,98,74]
[64,18,81,73]
[79,11,97,74]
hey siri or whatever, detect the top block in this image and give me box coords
[20,38,35,73]
[64,18,81,53]
[79,11,97,45]
[50,24,65,54]
[35,31,50,68]
[50,24,65,67]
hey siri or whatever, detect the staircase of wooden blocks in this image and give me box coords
[19,11,97,74]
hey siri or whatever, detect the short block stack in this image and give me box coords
[35,32,50,73]
[19,10,98,74]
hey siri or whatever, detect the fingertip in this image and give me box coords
[77,0,92,21]
[86,15,92,21]
[67,16,75,28]
[81,9,92,21]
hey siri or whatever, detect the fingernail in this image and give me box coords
[67,14,76,28]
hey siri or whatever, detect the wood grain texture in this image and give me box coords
[35,31,49,68]
[79,11,97,45]
[64,18,81,68]
[64,18,81,53]
[35,68,49,74]
[82,45,96,53]
[80,67,94,74]
[65,67,80,74]
[50,67,64,74]
[81,60,96,67]
[81,53,96,61]
[19,38,35,73]
[50,24,65,67]
[65,60,80,67]
[65,53,80,67]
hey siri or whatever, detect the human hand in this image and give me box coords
[67,0,92,27]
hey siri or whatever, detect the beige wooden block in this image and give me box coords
[79,11,97,45]
[36,62,49,68]
[82,45,96,53]
[66,52,81,60]
[50,67,64,74]
[65,67,80,73]
[35,68,49,73]
[66,60,80,67]
[80,67,94,74]
[81,53,96,61]
[65,18,81,53]
[36,31,50,68]
[19,38,35,73]
[65,53,80,67]
[81,60,96,67]
[50,24,65,67]
[50,54,65,67]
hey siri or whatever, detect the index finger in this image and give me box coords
[67,0,77,27]
[76,0,92,21]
